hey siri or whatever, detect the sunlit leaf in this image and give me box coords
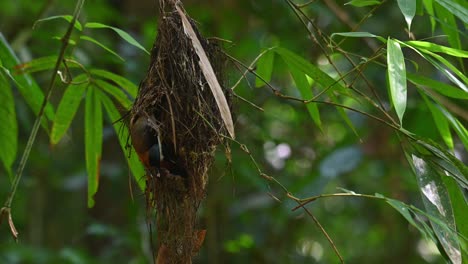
[94,79,132,109]
[0,71,17,180]
[408,73,468,99]
[434,0,468,24]
[100,92,145,191]
[84,22,149,55]
[33,15,83,31]
[0,34,55,129]
[80,35,125,61]
[345,0,381,7]
[255,49,275,87]
[408,153,461,264]
[407,41,468,58]
[421,94,453,150]
[387,38,407,125]
[85,86,102,208]
[287,62,322,130]
[90,69,138,98]
[397,0,416,31]
[51,75,88,145]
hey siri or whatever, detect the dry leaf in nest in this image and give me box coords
[129,2,233,262]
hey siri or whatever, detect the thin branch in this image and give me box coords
[1,0,85,240]
[295,201,344,263]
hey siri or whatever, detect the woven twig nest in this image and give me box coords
[129,1,232,263]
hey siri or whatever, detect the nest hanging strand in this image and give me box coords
[130,1,231,263]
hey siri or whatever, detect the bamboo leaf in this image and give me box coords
[422,0,436,33]
[286,62,322,130]
[94,79,132,109]
[407,73,468,99]
[345,0,381,7]
[33,15,83,31]
[84,86,102,208]
[255,49,275,87]
[434,0,468,24]
[80,35,125,61]
[176,5,235,138]
[51,75,88,145]
[387,38,407,125]
[407,41,468,58]
[100,91,145,191]
[438,107,468,151]
[90,69,138,98]
[434,2,462,50]
[84,22,149,55]
[274,47,348,94]
[407,153,461,264]
[0,34,55,128]
[331,32,386,43]
[397,0,416,31]
[0,70,18,180]
[421,94,453,150]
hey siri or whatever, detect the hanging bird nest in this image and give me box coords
[129,1,233,263]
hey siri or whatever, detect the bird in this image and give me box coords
[130,115,187,177]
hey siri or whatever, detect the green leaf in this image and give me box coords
[84,22,149,55]
[14,56,80,74]
[345,0,381,7]
[286,62,322,130]
[274,47,348,95]
[90,69,138,98]
[0,71,17,179]
[14,56,58,74]
[94,79,132,109]
[434,0,468,24]
[441,176,468,260]
[438,107,468,151]
[422,50,468,91]
[434,2,462,50]
[275,47,359,135]
[329,92,359,138]
[51,75,88,145]
[84,86,102,208]
[422,0,436,33]
[407,41,468,58]
[331,32,386,43]
[100,92,145,191]
[375,193,435,241]
[407,153,462,264]
[0,34,55,129]
[255,49,275,87]
[33,15,83,31]
[397,0,416,31]
[407,73,468,99]
[387,38,407,125]
[414,138,468,190]
[421,94,453,150]
[80,35,125,61]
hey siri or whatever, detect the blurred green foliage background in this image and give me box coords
[0,0,466,263]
